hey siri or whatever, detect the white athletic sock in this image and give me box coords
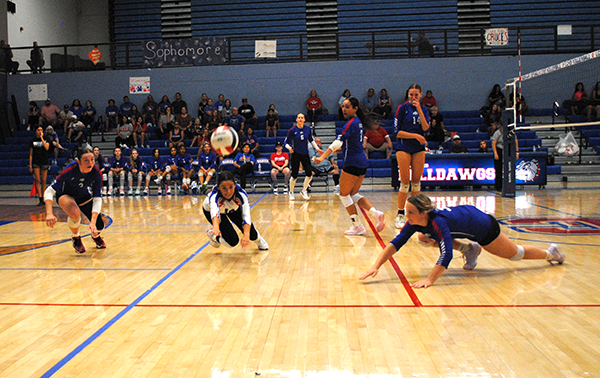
[369,207,379,217]
[350,214,362,227]
[545,250,553,260]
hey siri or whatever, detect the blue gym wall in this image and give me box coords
[6,52,579,118]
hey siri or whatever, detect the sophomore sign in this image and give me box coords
[142,38,227,67]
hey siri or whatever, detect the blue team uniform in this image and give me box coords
[197,151,217,170]
[390,205,494,268]
[394,102,430,154]
[147,156,165,171]
[50,161,102,201]
[175,153,193,170]
[337,116,368,169]
[109,156,127,169]
[233,152,256,165]
[125,157,146,173]
[284,126,314,155]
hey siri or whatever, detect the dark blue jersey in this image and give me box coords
[125,157,146,173]
[147,156,165,171]
[394,102,430,153]
[51,161,102,200]
[337,116,368,169]
[284,125,314,156]
[197,151,216,170]
[165,155,177,167]
[109,156,127,169]
[234,152,256,165]
[390,205,493,268]
[175,153,193,170]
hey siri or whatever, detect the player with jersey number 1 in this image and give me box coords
[314,97,385,235]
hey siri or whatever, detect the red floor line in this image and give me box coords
[360,207,423,307]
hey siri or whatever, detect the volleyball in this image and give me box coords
[211,126,239,155]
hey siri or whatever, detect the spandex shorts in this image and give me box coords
[342,166,367,177]
[480,214,501,246]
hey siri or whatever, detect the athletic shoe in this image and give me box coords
[154,177,162,184]
[394,214,407,229]
[37,197,44,206]
[283,185,288,194]
[300,190,310,200]
[547,244,565,265]
[257,237,269,250]
[462,242,482,270]
[374,210,385,232]
[127,187,133,195]
[72,236,86,254]
[92,235,107,249]
[135,188,141,196]
[344,224,366,236]
[289,192,295,201]
[166,186,172,195]
[157,186,162,195]
[207,229,220,248]
[190,181,198,191]
[182,183,189,194]
[102,187,107,196]
[119,188,125,196]
[334,185,340,194]
[107,188,113,196]
[273,187,278,195]
[143,187,149,196]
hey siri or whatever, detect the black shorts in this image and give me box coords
[32,163,49,170]
[480,214,501,246]
[342,166,367,177]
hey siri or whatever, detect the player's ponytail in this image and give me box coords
[407,193,435,214]
[347,97,374,131]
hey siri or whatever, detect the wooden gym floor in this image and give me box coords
[0,186,599,377]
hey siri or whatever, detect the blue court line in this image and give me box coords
[40,192,268,377]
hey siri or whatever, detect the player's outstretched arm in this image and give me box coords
[359,243,398,280]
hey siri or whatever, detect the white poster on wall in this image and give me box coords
[28,84,48,102]
[129,77,151,94]
[255,40,277,58]
[485,28,509,46]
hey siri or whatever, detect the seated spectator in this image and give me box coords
[45,126,66,160]
[119,96,135,117]
[309,138,340,192]
[412,31,435,57]
[26,41,44,74]
[176,106,193,138]
[115,115,134,148]
[214,94,226,114]
[0,40,19,74]
[202,98,215,123]
[265,107,280,137]
[426,106,447,143]
[105,99,119,131]
[189,118,205,147]
[70,99,84,119]
[171,92,188,115]
[126,148,146,195]
[481,103,503,136]
[372,88,392,119]
[243,127,260,159]
[509,91,529,117]
[221,99,233,118]
[364,122,393,159]
[270,142,290,195]
[159,95,171,114]
[338,89,351,120]
[39,99,60,128]
[145,148,165,195]
[129,104,142,121]
[569,82,591,116]
[205,109,222,133]
[67,115,86,144]
[26,101,40,131]
[478,140,489,153]
[142,94,159,126]
[421,90,437,109]
[361,88,378,116]
[196,142,217,194]
[306,89,324,126]
[268,103,279,115]
[108,147,127,196]
[233,143,256,189]
[133,116,148,148]
[81,100,97,135]
[487,84,506,109]
[225,107,245,135]
[158,106,175,139]
[59,104,75,134]
[239,97,258,128]
[168,122,185,150]
[449,134,468,153]
[590,81,600,121]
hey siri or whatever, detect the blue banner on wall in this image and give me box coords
[142,38,227,67]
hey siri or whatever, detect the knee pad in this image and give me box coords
[166,173,171,180]
[399,183,410,193]
[128,172,133,181]
[198,172,204,177]
[165,165,172,173]
[102,173,107,181]
[509,245,525,261]
[339,194,354,207]
[411,182,421,193]
[351,193,364,203]
[119,171,125,178]
[146,174,151,181]
[67,217,80,229]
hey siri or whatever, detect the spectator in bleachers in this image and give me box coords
[239,97,258,129]
[306,89,324,127]
[221,99,233,118]
[309,138,340,192]
[189,118,205,147]
[568,82,591,116]
[133,115,148,148]
[492,124,519,192]
[176,145,195,194]
[27,101,40,131]
[214,94,226,114]
[197,93,209,120]
[206,109,223,134]
[158,106,175,139]
[338,89,351,120]
[39,99,61,129]
[225,107,245,135]
[171,92,188,115]
[142,94,159,126]
[590,81,600,121]
[145,148,166,195]
[363,121,393,159]
[482,103,503,136]
[373,88,392,119]
[115,115,134,149]
[59,104,75,134]
[233,143,256,190]
[203,98,215,122]
[129,104,142,121]
[176,106,193,138]
[45,126,66,161]
[412,31,435,57]
[265,107,280,137]
[105,99,119,131]
[168,122,184,150]
[70,99,83,119]
[243,127,260,159]
[26,41,44,74]
[478,140,489,153]
[92,146,107,195]
[197,142,217,194]
[487,84,506,109]
[119,96,135,117]
[426,106,447,144]
[361,88,378,117]
[420,90,437,109]
[449,135,468,153]
[108,147,127,196]
[268,103,279,115]
[159,95,171,114]
[508,91,529,117]
[82,101,97,138]
[30,126,50,206]
[67,116,85,144]
[126,148,146,195]
[270,141,290,195]
[0,40,19,74]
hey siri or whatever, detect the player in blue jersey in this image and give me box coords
[314,97,385,235]
[107,147,127,196]
[360,193,565,288]
[144,148,165,195]
[175,145,195,194]
[125,148,146,195]
[393,84,430,229]
[163,146,179,195]
[196,142,217,194]
[44,147,107,254]
[203,171,269,250]
[284,113,322,200]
